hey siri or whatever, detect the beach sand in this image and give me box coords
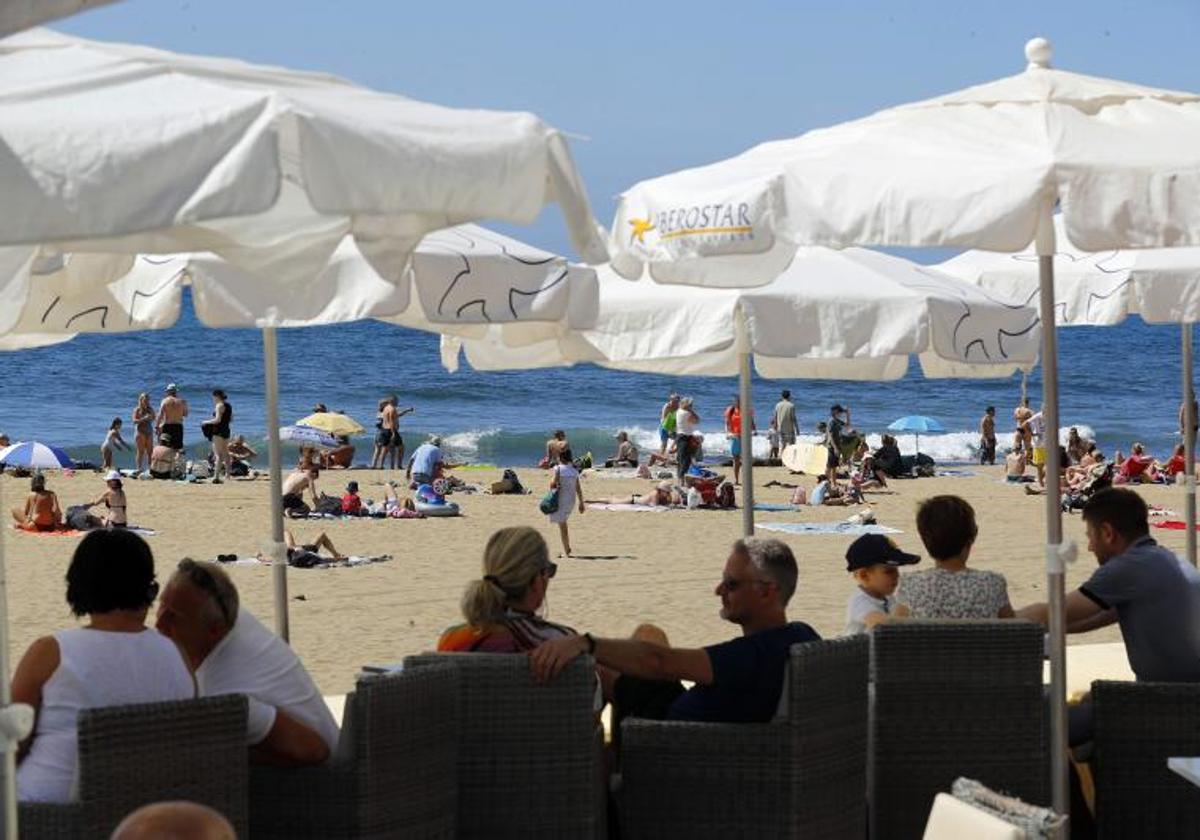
[4,465,1183,695]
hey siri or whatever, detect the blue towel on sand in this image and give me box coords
[757,522,900,536]
[754,503,800,512]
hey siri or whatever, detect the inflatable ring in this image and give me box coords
[415,499,460,517]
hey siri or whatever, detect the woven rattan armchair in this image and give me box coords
[404,652,604,839]
[616,635,870,839]
[249,663,459,839]
[17,694,248,839]
[870,620,1048,839]
[1092,679,1200,838]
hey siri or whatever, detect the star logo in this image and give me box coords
[628,216,656,245]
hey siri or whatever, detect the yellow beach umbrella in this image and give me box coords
[296,412,365,437]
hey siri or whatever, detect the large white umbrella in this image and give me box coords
[0,29,606,834]
[445,248,1040,535]
[939,217,1200,564]
[605,37,1200,819]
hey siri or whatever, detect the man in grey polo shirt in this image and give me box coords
[1018,487,1200,744]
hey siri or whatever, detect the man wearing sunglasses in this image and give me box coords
[157,558,339,766]
[529,537,818,724]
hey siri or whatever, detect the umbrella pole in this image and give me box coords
[262,328,290,642]
[739,348,754,537]
[1184,322,1196,566]
[1038,212,1069,819]
[0,479,15,839]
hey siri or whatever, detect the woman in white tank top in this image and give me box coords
[12,530,194,803]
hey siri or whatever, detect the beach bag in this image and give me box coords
[315,494,342,516]
[539,488,560,514]
[791,486,808,505]
[686,487,702,509]
[189,460,211,478]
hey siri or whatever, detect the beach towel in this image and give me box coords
[216,553,393,568]
[585,503,667,512]
[11,525,155,536]
[936,469,977,478]
[757,521,901,536]
[753,503,801,512]
[1152,520,1200,531]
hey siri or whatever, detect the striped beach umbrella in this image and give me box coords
[278,426,340,449]
[0,441,74,469]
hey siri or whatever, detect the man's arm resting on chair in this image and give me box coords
[249,706,330,766]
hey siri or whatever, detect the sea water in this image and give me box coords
[0,295,1190,468]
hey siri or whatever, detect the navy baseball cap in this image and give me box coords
[845,534,920,572]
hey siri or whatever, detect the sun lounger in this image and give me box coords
[870,621,1048,839]
[616,636,868,839]
[1092,680,1200,837]
[249,665,459,839]
[17,695,248,839]
[403,653,604,839]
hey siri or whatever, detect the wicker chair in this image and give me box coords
[17,694,248,840]
[404,652,604,840]
[616,635,870,840]
[1092,679,1200,838]
[248,662,459,839]
[870,621,1048,839]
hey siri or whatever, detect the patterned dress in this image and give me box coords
[897,567,1011,619]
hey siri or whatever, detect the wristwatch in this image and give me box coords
[583,632,596,655]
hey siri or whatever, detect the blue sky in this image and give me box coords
[58,1,1200,259]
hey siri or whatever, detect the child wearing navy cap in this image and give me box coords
[843,533,920,635]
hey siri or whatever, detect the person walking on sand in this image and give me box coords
[547,447,585,557]
[131,393,155,473]
[201,389,233,483]
[979,406,997,466]
[100,418,131,470]
[659,393,680,456]
[773,389,800,451]
[156,383,188,452]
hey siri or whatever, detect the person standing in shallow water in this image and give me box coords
[979,406,997,465]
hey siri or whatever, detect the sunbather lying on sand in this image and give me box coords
[588,481,684,507]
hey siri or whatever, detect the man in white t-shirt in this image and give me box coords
[156,558,338,765]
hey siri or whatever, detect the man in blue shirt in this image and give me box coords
[406,435,445,486]
[529,538,820,724]
[1018,487,1200,745]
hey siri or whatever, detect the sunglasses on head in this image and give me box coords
[180,561,234,627]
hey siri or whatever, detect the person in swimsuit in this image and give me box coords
[278,527,345,564]
[386,394,414,470]
[131,393,155,473]
[201,389,233,484]
[100,418,130,470]
[149,434,182,480]
[659,394,680,456]
[156,383,188,452]
[11,474,62,532]
[85,471,128,528]
[370,397,392,470]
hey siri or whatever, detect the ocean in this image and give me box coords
[0,294,1191,469]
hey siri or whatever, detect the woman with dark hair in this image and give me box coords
[10,474,62,532]
[201,389,233,484]
[12,530,193,803]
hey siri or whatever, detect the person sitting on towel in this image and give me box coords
[156,559,339,765]
[529,538,819,728]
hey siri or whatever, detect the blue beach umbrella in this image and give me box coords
[887,415,945,458]
[0,441,75,469]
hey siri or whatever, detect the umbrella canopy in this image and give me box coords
[0,29,606,285]
[444,248,1040,379]
[603,36,1200,817]
[887,416,945,434]
[937,216,1200,327]
[278,426,340,449]
[0,225,600,339]
[0,1,119,37]
[608,38,1200,289]
[295,413,364,437]
[0,441,74,469]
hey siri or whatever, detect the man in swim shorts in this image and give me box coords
[156,383,189,452]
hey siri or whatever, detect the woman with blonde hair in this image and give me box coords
[438,526,575,652]
[132,393,155,473]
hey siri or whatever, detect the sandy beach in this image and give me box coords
[4,465,1182,695]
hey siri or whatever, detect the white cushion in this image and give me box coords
[923,793,1024,840]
